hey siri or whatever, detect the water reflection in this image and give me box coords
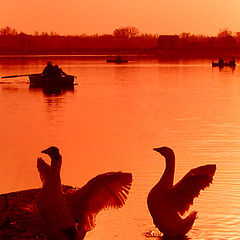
[1,85,19,92]
[160,235,191,240]
[0,81,13,84]
[145,230,191,240]
[29,85,74,96]
[29,85,75,117]
[161,235,191,240]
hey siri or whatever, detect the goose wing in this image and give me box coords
[37,157,51,185]
[171,164,216,215]
[66,172,132,231]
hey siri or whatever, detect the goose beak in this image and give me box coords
[153,148,159,152]
[41,149,48,154]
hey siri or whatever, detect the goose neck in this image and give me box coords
[51,154,62,173]
[161,153,175,187]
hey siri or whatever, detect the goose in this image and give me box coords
[37,146,132,240]
[147,146,216,237]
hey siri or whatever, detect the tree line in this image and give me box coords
[0,26,240,56]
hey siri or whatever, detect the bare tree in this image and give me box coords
[113,26,140,38]
[217,28,232,38]
[0,26,17,35]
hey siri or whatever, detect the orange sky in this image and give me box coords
[0,0,239,36]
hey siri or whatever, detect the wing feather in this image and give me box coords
[171,164,216,215]
[66,172,132,231]
[37,158,51,185]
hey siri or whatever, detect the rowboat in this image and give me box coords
[1,62,76,89]
[29,74,75,87]
[106,56,128,64]
[212,61,236,68]
[106,59,128,64]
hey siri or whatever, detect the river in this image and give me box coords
[0,56,239,239]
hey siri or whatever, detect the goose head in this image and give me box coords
[153,146,175,158]
[42,146,62,163]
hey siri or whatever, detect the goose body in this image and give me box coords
[147,146,216,237]
[37,147,80,240]
[37,146,132,240]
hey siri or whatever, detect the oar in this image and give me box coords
[1,74,33,79]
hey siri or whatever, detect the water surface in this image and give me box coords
[0,56,240,239]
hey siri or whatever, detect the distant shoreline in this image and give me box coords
[1,26,240,60]
[0,49,239,60]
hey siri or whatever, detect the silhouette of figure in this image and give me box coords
[42,61,55,77]
[42,62,67,78]
[218,57,224,66]
[37,146,132,240]
[230,56,235,66]
[116,55,122,62]
[147,146,216,237]
[54,65,67,77]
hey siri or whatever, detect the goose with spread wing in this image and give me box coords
[37,146,132,240]
[147,146,216,237]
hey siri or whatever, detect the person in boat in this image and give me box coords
[218,57,224,66]
[54,65,67,77]
[116,55,122,62]
[42,62,67,78]
[229,56,235,66]
[42,61,55,77]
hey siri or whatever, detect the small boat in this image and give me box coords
[212,61,236,68]
[29,74,75,87]
[106,56,128,64]
[106,59,128,63]
[1,62,76,89]
[224,62,236,67]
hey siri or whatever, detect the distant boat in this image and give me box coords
[29,74,75,88]
[106,56,128,64]
[212,61,236,68]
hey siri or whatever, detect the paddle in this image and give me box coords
[1,74,34,79]
[1,73,77,79]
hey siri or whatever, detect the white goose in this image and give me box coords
[37,146,132,240]
[147,146,216,237]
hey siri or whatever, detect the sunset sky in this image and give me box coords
[0,0,239,36]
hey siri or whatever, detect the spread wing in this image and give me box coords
[171,164,216,215]
[37,157,51,186]
[66,172,132,231]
